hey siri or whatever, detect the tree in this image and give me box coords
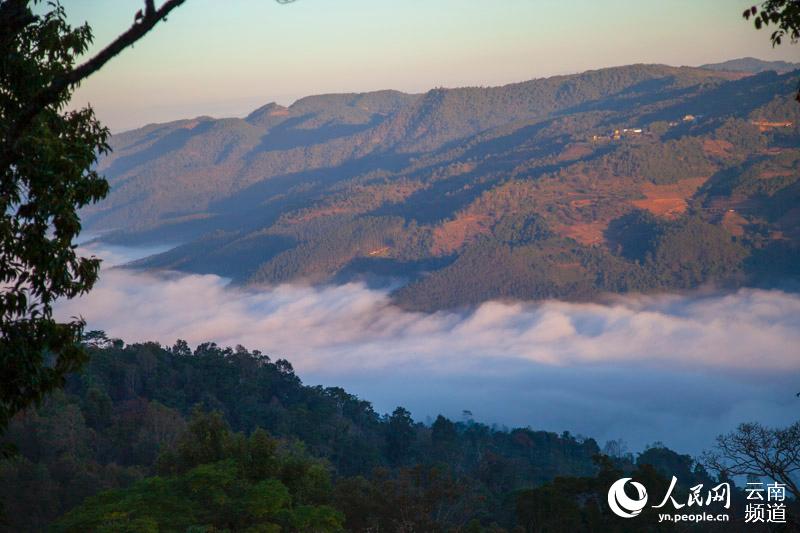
[385,406,415,465]
[1,0,295,437]
[0,0,188,438]
[54,409,344,533]
[514,455,677,533]
[703,421,800,500]
[743,1,800,101]
[744,0,800,45]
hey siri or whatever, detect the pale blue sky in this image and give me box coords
[62,0,800,131]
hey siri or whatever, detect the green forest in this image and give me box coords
[0,337,782,532]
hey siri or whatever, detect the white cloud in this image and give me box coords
[55,247,800,455]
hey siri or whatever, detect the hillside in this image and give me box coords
[0,338,735,532]
[85,61,800,310]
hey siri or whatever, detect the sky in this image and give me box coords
[61,0,800,131]
[55,243,800,456]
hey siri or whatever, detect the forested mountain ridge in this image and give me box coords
[86,60,800,310]
[0,337,742,532]
[700,57,800,74]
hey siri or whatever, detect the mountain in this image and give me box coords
[1,338,723,532]
[700,57,800,74]
[85,63,800,310]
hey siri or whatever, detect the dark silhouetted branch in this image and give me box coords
[2,0,187,170]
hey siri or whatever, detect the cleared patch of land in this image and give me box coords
[632,176,709,218]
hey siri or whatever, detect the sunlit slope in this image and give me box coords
[87,62,800,309]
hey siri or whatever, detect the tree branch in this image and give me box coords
[61,0,186,94]
[2,0,187,171]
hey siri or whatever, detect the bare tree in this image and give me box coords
[703,421,800,500]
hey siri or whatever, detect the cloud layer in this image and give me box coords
[55,245,800,455]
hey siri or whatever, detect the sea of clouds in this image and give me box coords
[54,243,800,455]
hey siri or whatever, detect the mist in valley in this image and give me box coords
[55,242,800,456]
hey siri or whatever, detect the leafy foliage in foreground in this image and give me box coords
[54,411,343,533]
[0,0,110,435]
